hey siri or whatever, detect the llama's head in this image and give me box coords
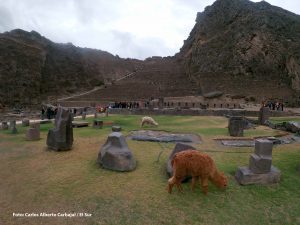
[212,172,228,189]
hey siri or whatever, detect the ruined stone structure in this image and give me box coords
[46,107,73,151]
[26,123,40,141]
[228,116,244,137]
[1,121,8,130]
[235,139,281,185]
[259,107,270,125]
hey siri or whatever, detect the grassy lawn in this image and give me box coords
[0,115,299,225]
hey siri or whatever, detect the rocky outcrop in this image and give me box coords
[178,0,300,105]
[0,29,142,107]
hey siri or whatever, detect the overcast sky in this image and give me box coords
[0,0,299,59]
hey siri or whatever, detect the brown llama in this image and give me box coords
[168,150,227,195]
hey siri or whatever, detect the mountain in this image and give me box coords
[178,0,300,105]
[1,0,300,108]
[0,29,141,107]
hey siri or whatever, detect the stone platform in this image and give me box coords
[72,121,89,128]
[235,166,281,185]
[127,130,201,143]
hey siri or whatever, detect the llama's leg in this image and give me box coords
[200,177,209,195]
[168,177,176,194]
[175,177,184,193]
[191,176,198,192]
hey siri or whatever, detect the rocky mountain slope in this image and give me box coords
[0,29,141,107]
[178,0,300,105]
[1,0,300,108]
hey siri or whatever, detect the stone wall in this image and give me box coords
[107,108,290,117]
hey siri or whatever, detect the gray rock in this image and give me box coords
[72,121,89,128]
[9,120,16,130]
[112,126,121,132]
[9,120,17,134]
[254,139,273,157]
[97,132,136,172]
[128,130,201,143]
[228,116,244,137]
[167,143,196,177]
[285,121,300,133]
[1,121,8,130]
[235,139,281,185]
[26,128,40,141]
[235,166,281,185]
[221,140,254,147]
[265,120,275,129]
[46,107,73,151]
[249,154,272,174]
[259,107,270,125]
[22,118,30,127]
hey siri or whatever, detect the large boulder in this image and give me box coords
[97,132,136,172]
[46,107,73,151]
[167,143,196,177]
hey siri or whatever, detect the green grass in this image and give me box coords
[0,115,299,225]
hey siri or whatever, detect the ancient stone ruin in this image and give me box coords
[10,120,17,134]
[228,116,244,137]
[97,132,136,172]
[235,139,281,185]
[22,118,30,127]
[166,143,196,177]
[112,126,121,132]
[26,122,40,141]
[1,121,8,130]
[259,107,270,125]
[46,107,73,151]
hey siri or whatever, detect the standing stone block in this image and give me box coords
[1,121,8,130]
[22,118,30,127]
[94,112,98,118]
[228,116,244,137]
[46,107,73,151]
[249,154,272,174]
[26,128,40,141]
[167,143,196,177]
[235,139,280,185]
[10,120,17,134]
[112,126,121,132]
[93,120,103,129]
[259,107,270,125]
[82,112,86,120]
[254,139,273,157]
[97,132,136,171]
[9,120,16,129]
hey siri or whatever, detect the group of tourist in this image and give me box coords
[264,101,284,111]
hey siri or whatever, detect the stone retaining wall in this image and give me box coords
[108,108,290,117]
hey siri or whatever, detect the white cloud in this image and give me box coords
[0,0,299,59]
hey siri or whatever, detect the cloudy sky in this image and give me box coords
[0,0,299,59]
